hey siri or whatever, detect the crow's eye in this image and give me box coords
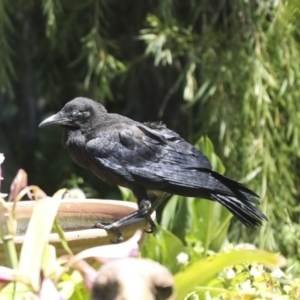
[71,111,82,118]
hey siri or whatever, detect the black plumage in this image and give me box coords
[39,97,267,238]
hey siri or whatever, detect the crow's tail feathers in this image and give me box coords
[209,171,268,227]
[210,193,267,227]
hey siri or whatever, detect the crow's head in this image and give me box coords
[39,97,107,130]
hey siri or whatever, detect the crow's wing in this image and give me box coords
[85,124,214,190]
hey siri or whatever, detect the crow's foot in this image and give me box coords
[95,222,124,243]
[144,216,156,234]
[94,200,152,243]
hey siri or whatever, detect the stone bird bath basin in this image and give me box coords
[0,199,154,265]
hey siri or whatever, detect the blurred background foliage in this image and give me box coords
[0,0,300,267]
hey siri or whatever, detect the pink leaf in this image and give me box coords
[70,260,97,291]
[0,266,30,290]
[8,169,28,202]
[0,266,18,283]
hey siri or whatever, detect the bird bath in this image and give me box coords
[0,199,154,265]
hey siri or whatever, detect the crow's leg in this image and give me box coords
[95,199,151,230]
[143,193,169,233]
[133,188,157,234]
[95,187,160,242]
[143,214,156,233]
[148,193,170,215]
[95,199,152,242]
[139,200,156,233]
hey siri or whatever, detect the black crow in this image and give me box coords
[39,97,267,241]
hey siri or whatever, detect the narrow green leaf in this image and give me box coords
[142,226,186,274]
[41,244,58,277]
[0,198,18,269]
[193,80,210,103]
[18,196,61,290]
[157,227,186,273]
[171,197,194,242]
[53,218,73,255]
[160,195,179,230]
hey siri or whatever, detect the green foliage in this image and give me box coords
[140,224,290,299]
[0,190,75,298]
[215,263,300,300]
[139,0,300,255]
[141,227,186,274]
[175,251,282,300]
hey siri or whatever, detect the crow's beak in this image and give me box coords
[39,112,72,128]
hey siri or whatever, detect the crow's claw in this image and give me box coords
[111,227,124,243]
[144,214,156,234]
[94,222,124,243]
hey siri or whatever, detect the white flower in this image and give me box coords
[176,252,189,265]
[271,268,285,279]
[226,268,236,279]
[204,291,212,300]
[240,280,255,294]
[249,266,262,278]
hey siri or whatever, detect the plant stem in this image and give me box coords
[2,234,18,269]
